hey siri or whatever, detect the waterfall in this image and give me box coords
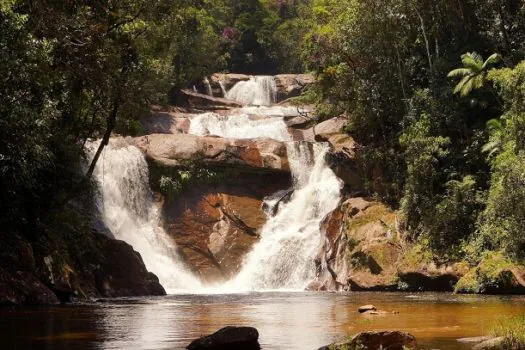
[203,77,213,96]
[226,76,277,106]
[188,112,290,142]
[219,81,228,97]
[219,142,342,291]
[85,139,202,293]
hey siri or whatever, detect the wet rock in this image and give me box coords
[396,265,461,292]
[134,134,289,173]
[0,267,59,305]
[471,337,505,350]
[178,89,243,110]
[305,280,328,291]
[318,331,417,350]
[163,175,289,283]
[187,326,260,350]
[358,304,377,313]
[91,234,166,297]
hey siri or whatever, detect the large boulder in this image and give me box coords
[187,326,260,350]
[274,74,315,101]
[162,174,289,282]
[318,331,417,350]
[325,134,362,189]
[310,198,402,292]
[472,337,505,350]
[143,110,191,134]
[210,73,251,94]
[0,268,59,305]
[177,89,243,110]
[133,134,289,173]
[89,234,166,297]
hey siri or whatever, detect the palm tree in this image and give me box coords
[447,52,501,97]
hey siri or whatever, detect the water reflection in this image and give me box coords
[1,292,524,350]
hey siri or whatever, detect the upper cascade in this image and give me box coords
[226,76,277,106]
[188,112,290,142]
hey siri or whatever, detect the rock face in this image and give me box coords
[178,89,243,110]
[274,74,315,101]
[134,134,289,173]
[143,110,191,134]
[162,174,289,283]
[89,234,166,297]
[0,268,59,305]
[207,73,314,102]
[210,73,251,93]
[309,197,465,292]
[0,224,166,305]
[187,326,260,350]
[318,331,417,350]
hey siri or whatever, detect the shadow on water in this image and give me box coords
[1,292,524,350]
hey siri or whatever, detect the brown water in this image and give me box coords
[1,292,524,349]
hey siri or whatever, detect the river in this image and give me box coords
[2,292,524,349]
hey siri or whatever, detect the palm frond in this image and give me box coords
[460,77,475,97]
[447,68,471,78]
[453,76,469,95]
[486,118,504,131]
[461,52,483,71]
[482,53,502,70]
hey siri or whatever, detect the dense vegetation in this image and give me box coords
[1,0,525,278]
[302,0,525,266]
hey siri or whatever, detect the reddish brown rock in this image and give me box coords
[133,134,289,173]
[163,175,290,282]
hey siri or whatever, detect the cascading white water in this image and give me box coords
[203,77,213,96]
[238,105,300,117]
[218,142,342,291]
[219,81,228,97]
[188,112,290,141]
[85,139,202,293]
[226,76,277,106]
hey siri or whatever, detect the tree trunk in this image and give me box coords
[85,95,119,179]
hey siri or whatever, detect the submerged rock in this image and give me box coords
[318,331,417,350]
[471,337,505,350]
[358,304,377,313]
[187,326,260,350]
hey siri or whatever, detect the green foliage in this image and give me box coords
[447,52,501,97]
[476,62,525,258]
[455,252,514,293]
[491,316,525,350]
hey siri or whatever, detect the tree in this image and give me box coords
[447,52,502,97]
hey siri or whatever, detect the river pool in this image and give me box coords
[1,292,524,349]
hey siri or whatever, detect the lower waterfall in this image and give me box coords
[85,140,202,293]
[218,142,342,291]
